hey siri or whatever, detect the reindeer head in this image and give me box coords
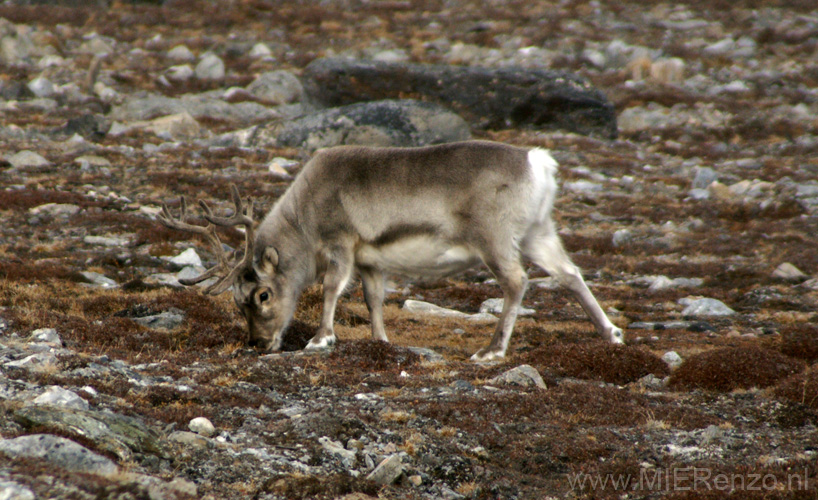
[158,185,293,352]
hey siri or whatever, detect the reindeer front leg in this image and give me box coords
[306,248,355,350]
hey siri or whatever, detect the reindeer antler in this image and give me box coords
[158,184,256,295]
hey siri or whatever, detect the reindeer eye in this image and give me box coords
[259,291,270,302]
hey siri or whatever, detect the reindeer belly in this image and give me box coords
[356,236,481,278]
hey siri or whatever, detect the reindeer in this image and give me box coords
[158,140,623,361]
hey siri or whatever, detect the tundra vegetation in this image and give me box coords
[1,0,817,499]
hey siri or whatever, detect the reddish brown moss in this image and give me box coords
[669,346,805,392]
[0,261,85,283]
[774,367,818,411]
[258,473,379,500]
[515,341,670,385]
[329,339,420,372]
[780,324,818,362]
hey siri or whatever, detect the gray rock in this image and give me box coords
[636,373,666,389]
[648,276,704,292]
[13,405,166,461]
[251,99,470,151]
[7,150,50,168]
[168,248,202,267]
[167,44,195,61]
[132,309,185,330]
[84,235,130,247]
[5,352,57,372]
[28,203,80,218]
[0,480,35,500]
[166,64,194,81]
[30,327,61,346]
[32,386,89,410]
[27,77,55,98]
[407,347,445,363]
[195,52,225,80]
[109,94,275,127]
[479,298,535,317]
[0,434,118,475]
[772,263,806,280]
[618,105,676,133]
[302,58,617,138]
[80,271,118,288]
[403,300,495,322]
[169,431,210,449]
[188,417,216,437]
[661,351,683,370]
[612,229,633,248]
[691,166,717,190]
[249,42,273,59]
[679,297,735,317]
[366,454,402,484]
[489,365,547,389]
[318,436,356,469]
[246,70,303,104]
[564,180,603,193]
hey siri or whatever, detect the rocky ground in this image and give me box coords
[2,0,818,499]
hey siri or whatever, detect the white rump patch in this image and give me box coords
[527,148,558,221]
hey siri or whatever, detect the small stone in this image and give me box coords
[246,70,303,104]
[144,112,201,140]
[0,480,34,500]
[408,347,445,363]
[169,248,203,267]
[707,181,732,200]
[772,263,806,280]
[84,235,130,247]
[249,42,273,58]
[408,475,423,487]
[648,276,674,292]
[319,436,356,469]
[679,297,735,317]
[564,180,603,193]
[489,364,547,389]
[166,64,194,81]
[5,352,58,372]
[32,386,90,410]
[662,351,683,370]
[27,77,55,98]
[132,310,185,330]
[691,166,717,190]
[402,300,496,322]
[7,150,50,168]
[80,271,118,288]
[612,228,633,248]
[195,52,225,80]
[30,328,61,346]
[168,431,210,449]
[28,203,80,218]
[366,454,403,485]
[479,298,535,316]
[188,417,216,437]
[167,44,195,61]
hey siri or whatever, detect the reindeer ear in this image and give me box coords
[261,247,279,274]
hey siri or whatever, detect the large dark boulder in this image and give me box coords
[302,58,617,139]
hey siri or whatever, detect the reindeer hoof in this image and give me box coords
[607,326,625,344]
[470,348,505,362]
[305,334,336,350]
